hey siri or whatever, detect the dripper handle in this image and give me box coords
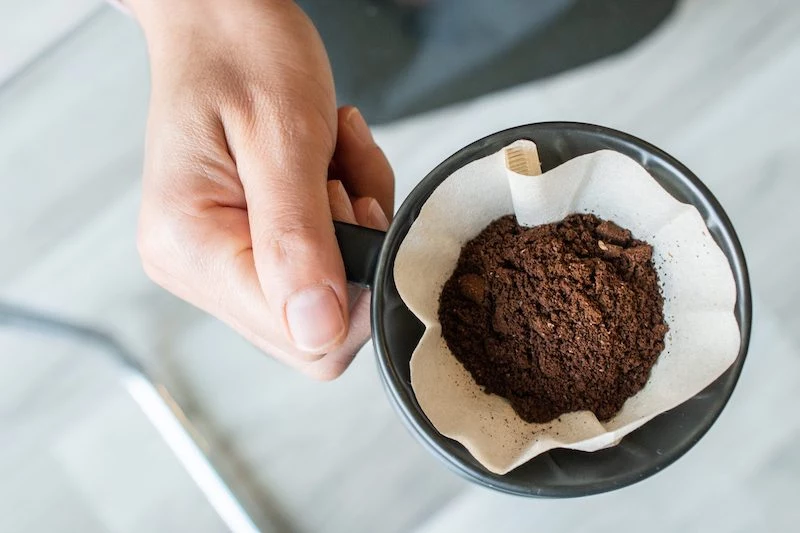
[333,221,386,289]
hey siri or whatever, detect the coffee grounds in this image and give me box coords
[438,214,668,424]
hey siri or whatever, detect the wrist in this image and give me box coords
[129,0,292,42]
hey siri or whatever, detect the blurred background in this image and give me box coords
[1,0,798,531]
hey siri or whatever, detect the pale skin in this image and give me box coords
[129,0,395,380]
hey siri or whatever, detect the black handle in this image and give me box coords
[334,221,386,289]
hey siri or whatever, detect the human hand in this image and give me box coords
[130,0,394,380]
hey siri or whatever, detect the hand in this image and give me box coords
[130,0,394,380]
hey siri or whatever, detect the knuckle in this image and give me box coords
[231,82,335,156]
[281,93,334,144]
[260,219,323,267]
[136,208,190,279]
[136,218,164,272]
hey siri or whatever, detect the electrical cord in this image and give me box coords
[0,300,263,533]
[0,300,146,376]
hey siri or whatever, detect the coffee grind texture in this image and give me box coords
[438,214,668,424]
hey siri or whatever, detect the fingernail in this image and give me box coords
[367,198,390,230]
[285,285,346,353]
[347,107,374,145]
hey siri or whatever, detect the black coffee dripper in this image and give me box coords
[333,122,751,497]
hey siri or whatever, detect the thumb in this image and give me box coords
[234,111,347,357]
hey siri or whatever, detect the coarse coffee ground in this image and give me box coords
[438,214,668,424]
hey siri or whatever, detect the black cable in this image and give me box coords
[0,300,279,532]
[0,301,148,377]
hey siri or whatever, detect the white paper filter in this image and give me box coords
[394,141,740,475]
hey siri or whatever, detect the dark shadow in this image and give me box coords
[298,0,679,123]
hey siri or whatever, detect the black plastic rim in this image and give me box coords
[371,122,752,497]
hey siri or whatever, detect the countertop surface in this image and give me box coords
[1,0,799,532]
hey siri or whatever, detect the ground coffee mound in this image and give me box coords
[438,214,668,424]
